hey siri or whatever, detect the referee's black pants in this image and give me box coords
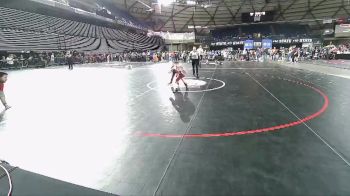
[192,59,199,77]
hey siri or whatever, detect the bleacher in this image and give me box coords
[273,24,309,38]
[0,7,163,52]
[241,25,271,37]
[211,27,239,42]
[210,24,310,43]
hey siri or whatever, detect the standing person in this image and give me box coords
[237,48,241,60]
[197,45,204,66]
[50,53,55,65]
[162,52,166,62]
[0,72,11,110]
[181,51,186,62]
[242,49,247,61]
[281,48,286,61]
[66,51,73,70]
[153,53,158,63]
[173,62,188,92]
[272,47,277,61]
[291,48,297,63]
[189,47,200,79]
[245,49,250,61]
[107,53,111,63]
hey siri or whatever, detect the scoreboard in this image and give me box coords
[242,11,274,23]
[335,24,350,37]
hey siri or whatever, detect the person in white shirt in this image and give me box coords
[189,47,200,79]
[203,50,209,64]
[6,55,14,66]
[107,54,111,63]
[242,49,247,61]
[197,45,204,64]
[50,53,55,64]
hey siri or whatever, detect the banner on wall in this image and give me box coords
[272,38,312,44]
[244,40,254,49]
[210,38,312,47]
[262,39,272,49]
[254,41,262,48]
[147,31,195,43]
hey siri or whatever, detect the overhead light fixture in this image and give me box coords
[188,26,206,29]
[158,0,174,6]
[186,0,196,5]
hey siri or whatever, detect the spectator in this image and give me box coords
[6,54,14,67]
[50,53,55,65]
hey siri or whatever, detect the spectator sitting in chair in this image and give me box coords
[6,54,14,67]
[0,56,6,67]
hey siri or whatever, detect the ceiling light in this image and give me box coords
[158,0,174,6]
[186,0,196,5]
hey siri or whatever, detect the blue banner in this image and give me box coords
[244,40,254,49]
[262,39,272,49]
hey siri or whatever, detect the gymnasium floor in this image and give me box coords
[1,61,350,195]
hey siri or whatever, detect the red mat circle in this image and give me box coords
[140,78,329,138]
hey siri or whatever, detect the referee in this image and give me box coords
[189,47,200,79]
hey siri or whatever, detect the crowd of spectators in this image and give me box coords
[1,43,349,69]
[195,43,350,63]
[210,24,310,43]
[0,50,179,69]
[162,43,350,65]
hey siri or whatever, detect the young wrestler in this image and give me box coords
[168,62,177,84]
[173,62,188,92]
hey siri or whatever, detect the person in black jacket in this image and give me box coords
[66,51,73,70]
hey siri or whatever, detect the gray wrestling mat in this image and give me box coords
[0,162,117,196]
